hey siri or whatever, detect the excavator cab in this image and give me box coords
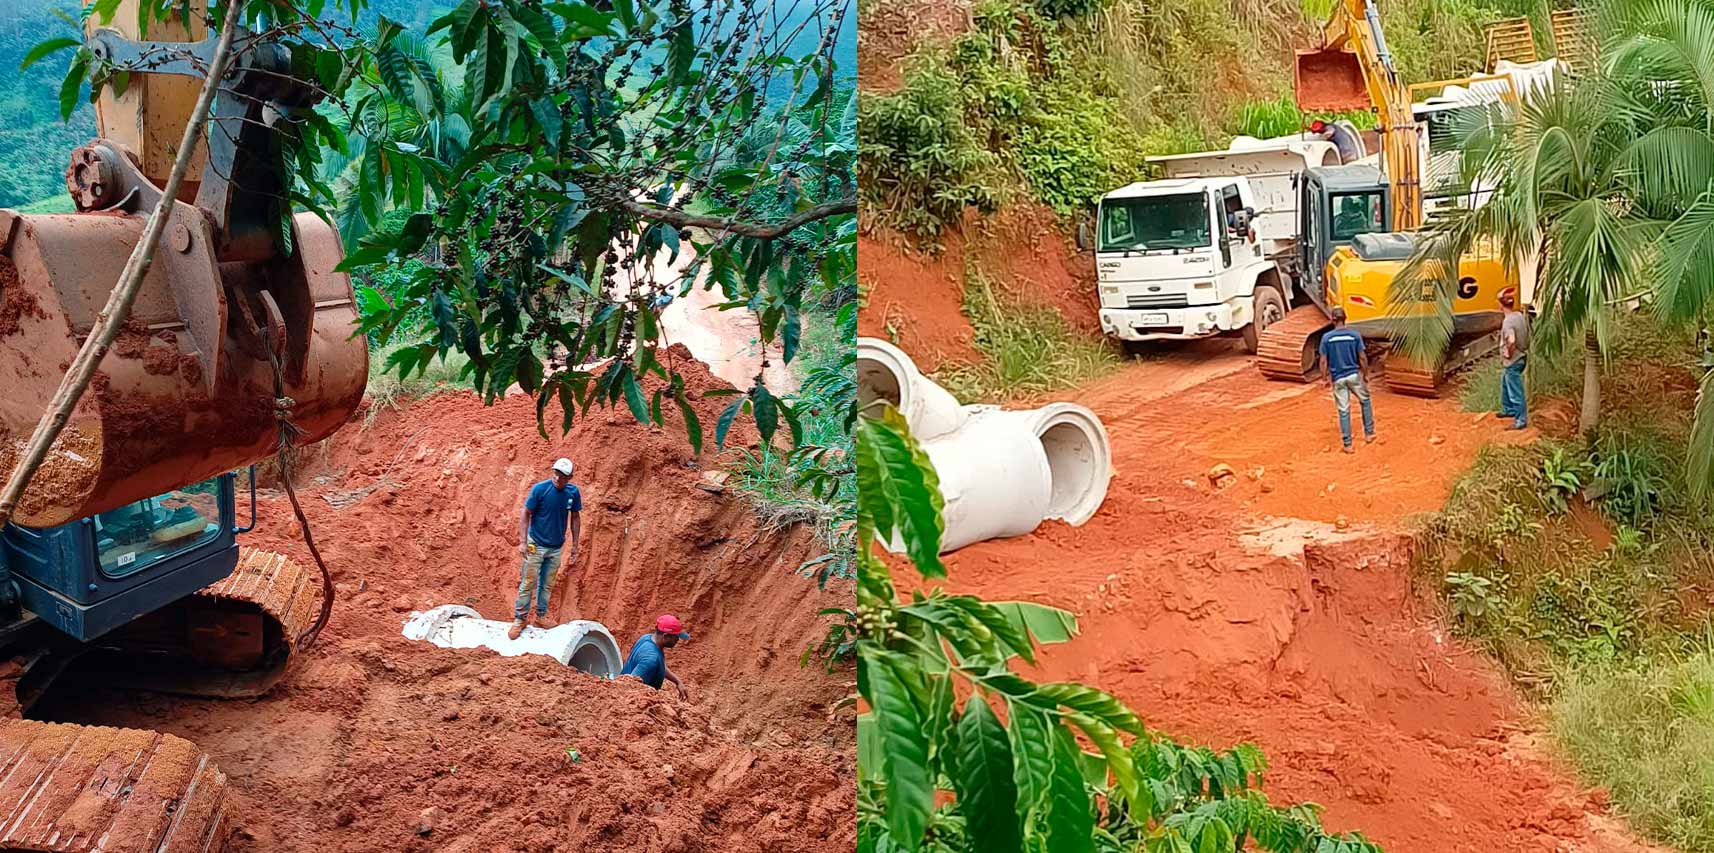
[0,471,248,642]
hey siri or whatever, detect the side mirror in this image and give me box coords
[1075,220,1092,251]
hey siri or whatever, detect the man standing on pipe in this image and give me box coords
[1318,307,1377,453]
[508,457,583,640]
[620,614,691,700]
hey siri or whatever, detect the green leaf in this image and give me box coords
[854,407,946,576]
[752,384,778,445]
[863,648,934,848]
[59,52,88,121]
[673,379,704,455]
[1030,682,1146,736]
[991,601,1079,647]
[547,2,618,38]
[953,696,1024,853]
[20,37,80,71]
[715,396,745,450]
[622,368,650,425]
[1045,725,1096,853]
[782,304,801,364]
[857,713,884,783]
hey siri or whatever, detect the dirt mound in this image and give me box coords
[927,352,1651,852]
[41,639,852,852]
[36,343,855,849]
[858,205,1100,373]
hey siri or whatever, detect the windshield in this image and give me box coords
[1098,193,1211,252]
[1330,191,1385,241]
[94,477,222,579]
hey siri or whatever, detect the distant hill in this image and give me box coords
[0,1,852,211]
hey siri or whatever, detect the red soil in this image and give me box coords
[858,205,1099,373]
[882,328,1653,846]
[35,345,855,852]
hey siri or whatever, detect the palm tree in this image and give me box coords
[1398,0,1714,496]
[317,32,472,249]
[1392,73,1655,436]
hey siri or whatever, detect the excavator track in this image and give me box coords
[1379,331,1504,398]
[0,720,235,852]
[87,548,321,701]
[1256,307,1333,382]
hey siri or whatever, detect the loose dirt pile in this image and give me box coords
[36,344,855,851]
[906,337,1654,849]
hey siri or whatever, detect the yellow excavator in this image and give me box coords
[1255,0,1534,395]
[0,2,366,848]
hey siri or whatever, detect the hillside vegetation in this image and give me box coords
[857,0,1551,240]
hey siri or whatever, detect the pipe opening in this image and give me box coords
[856,353,904,410]
[1034,407,1111,526]
[570,639,619,678]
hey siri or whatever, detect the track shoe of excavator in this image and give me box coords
[1256,307,1333,382]
[0,719,235,852]
[94,549,321,700]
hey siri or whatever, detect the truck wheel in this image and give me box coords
[1244,287,1286,355]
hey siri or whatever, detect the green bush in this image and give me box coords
[936,270,1119,402]
[858,59,1004,239]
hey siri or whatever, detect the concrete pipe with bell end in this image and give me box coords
[402,605,624,677]
[856,337,966,440]
[858,337,1114,553]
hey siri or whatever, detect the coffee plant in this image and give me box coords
[44,0,855,452]
[856,407,1384,852]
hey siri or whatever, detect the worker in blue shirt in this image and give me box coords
[507,457,583,640]
[1317,307,1377,452]
[621,614,691,700]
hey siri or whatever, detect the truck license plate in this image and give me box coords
[1140,313,1170,325]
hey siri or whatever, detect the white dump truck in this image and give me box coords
[1078,134,1357,353]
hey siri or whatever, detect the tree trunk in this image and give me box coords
[1580,326,1601,436]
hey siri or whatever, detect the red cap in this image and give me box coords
[1309,119,1327,133]
[656,614,688,636]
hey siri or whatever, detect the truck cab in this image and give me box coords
[1090,177,1286,351]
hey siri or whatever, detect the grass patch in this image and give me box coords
[1457,345,1579,413]
[1423,311,1714,680]
[727,304,857,588]
[935,269,1119,403]
[1552,648,1714,852]
[363,339,470,425]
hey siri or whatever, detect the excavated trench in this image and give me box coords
[26,347,856,852]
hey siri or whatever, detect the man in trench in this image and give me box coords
[620,614,691,700]
[1318,307,1377,453]
[508,457,582,640]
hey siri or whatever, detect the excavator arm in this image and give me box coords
[1295,0,1422,230]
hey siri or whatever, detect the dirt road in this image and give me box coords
[940,341,1656,852]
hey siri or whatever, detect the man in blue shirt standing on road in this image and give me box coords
[620,614,691,700]
[1317,307,1377,453]
[508,457,583,640]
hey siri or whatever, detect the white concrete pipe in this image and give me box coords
[402,605,623,677]
[857,338,1113,553]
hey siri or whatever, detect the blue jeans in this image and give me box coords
[1332,373,1374,447]
[1501,355,1527,428]
[514,542,562,618]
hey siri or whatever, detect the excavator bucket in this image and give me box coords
[0,206,368,528]
[1295,48,1371,112]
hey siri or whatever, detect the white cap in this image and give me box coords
[552,458,574,475]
